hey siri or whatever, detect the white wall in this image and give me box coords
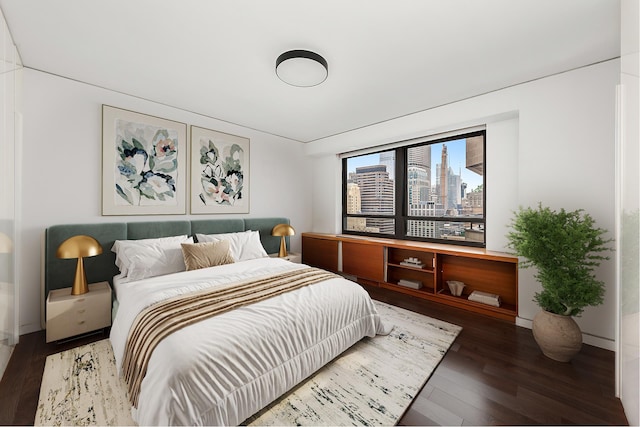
[306,60,620,349]
[19,69,312,335]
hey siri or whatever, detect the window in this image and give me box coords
[344,151,395,234]
[342,130,485,247]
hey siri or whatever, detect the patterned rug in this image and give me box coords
[35,301,461,426]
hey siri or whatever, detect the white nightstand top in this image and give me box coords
[48,281,111,302]
[269,252,301,263]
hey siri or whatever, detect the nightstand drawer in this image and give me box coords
[46,281,112,342]
[48,312,105,341]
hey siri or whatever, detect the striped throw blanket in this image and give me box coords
[121,267,338,406]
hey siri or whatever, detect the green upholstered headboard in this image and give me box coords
[44,217,290,299]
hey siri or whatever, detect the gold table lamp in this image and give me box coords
[56,235,103,295]
[271,224,295,257]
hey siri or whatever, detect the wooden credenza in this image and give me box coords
[302,232,518,322]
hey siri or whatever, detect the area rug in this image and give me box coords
[35,301,461,426]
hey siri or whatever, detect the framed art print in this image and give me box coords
[102,105,187,215]
[190,126,250,214]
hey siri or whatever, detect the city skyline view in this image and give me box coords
[346,138,483,191]
[344,134,485,243]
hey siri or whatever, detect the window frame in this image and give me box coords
[342,129,486,248]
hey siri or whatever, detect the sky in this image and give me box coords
[346,138,483,191]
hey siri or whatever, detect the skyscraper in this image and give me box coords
[407,144,431,170]
[447,167,461,211]
[352,165,394,233]
[465,135,484,175]
[407,166,430,206]
[407,144,432,208]
[440,144,448,213]
[407,202,437,238]
[346,182,361,214]
[379,151,395,180]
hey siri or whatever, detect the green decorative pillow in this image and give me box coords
[181,240,235,271]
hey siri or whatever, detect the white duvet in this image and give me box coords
[110,257,388,426]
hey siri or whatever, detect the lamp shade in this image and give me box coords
[272,224,295,257]
[272,223,295,237]
[56,235,103,295]
[56,235,103,259]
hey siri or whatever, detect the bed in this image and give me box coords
[44,218,388,425]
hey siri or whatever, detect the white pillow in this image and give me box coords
[195,230,268,261]
[111,235,193,280]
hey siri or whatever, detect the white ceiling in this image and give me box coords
[0,0,620,143]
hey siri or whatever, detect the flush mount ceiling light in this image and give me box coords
[276,49,328,87]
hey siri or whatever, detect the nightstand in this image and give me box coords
[269,252,301,263]
[46,281,112,343]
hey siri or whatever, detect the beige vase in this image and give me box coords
[532,309,582,362]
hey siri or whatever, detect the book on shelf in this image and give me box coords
[397,279,423,289]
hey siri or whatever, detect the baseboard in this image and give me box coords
[19,322,42,336]
[515,316,533,329]
[0,338,14,381]
[516,316,616,351]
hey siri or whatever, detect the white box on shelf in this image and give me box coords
[468,290,501,307]
[400,261,425,268]
[398,279,423,289]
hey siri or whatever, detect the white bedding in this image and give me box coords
[110,257,388,426]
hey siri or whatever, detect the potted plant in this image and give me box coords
[506,203,613,362]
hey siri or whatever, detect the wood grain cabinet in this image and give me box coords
[342,241,384,282]
[46,281,112,342]
[302,235,339,272]
[302,233,518,322]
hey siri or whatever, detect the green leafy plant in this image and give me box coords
[507,203,613,316]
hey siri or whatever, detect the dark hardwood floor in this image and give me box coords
[0,286,629,426]
[0,329,110,426]
[365,286,628,426]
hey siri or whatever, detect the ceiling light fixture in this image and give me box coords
[276,50,328,87]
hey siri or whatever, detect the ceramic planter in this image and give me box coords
[532,309,582,362]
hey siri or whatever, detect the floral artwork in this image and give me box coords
[102,106,186,215]
[198,139,244,206]
[190,126,250,214]
[114,120,178,206]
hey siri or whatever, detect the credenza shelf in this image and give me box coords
[302,232,518,322]
[387,263,434,274]
[380,281,434,297]
[436,289,517,319]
